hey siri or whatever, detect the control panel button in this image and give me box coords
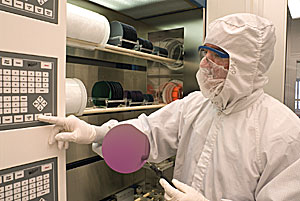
[2,116,12,124]
[41,163,52,172]
[13,0,23,9]
[3,174,13,182]
[14,171,24,179]
[34,6,43,14]
[1,0,12,6]
[41,62,52,69]
[45,9,53,17]
[24,3,34,12]
[14,115,23,123]
[24,114,33,122]
[2,58,12,66]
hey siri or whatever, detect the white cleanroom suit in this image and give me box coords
[92,13,300,200]
[39,13,300,201]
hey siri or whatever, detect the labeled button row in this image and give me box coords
[0,57,52,69]
[0,69,49,77]
[0,113,51,124]
[1,0,53,17]
[0,88,49,94]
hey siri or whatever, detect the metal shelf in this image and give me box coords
[67,37,178,65]
[82,104,166,115]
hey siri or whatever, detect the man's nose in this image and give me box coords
[205,51,215,60]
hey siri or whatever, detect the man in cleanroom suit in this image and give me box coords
[39,13,300,200]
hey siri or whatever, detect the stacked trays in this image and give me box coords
[92,81,124,107]
[124,90,154,105]
[108,21,138,49]
[143,94,154,103]
[137,38,153,53]
[153,46,169,57]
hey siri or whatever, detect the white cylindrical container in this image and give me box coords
[67,3,110,48]
[66,78,87,116]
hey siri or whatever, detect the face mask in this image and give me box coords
[196,57,229,99]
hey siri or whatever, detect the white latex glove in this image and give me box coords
[38,115,96,150]
[160,178,209,201]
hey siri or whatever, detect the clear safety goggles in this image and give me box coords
[198,45,229,59]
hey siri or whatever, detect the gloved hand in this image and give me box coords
[159,178,209,201]
[38,115,97,150]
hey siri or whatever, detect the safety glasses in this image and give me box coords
[198,45,229,59]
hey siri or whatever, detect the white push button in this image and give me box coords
[3,173,13,182]
[1,0,12,6]
[5,195,13,201]
[13,108,20,114]
[13,182,21,188]
[22,186,28,192]
[37,189,50,197]
[41,100,47,107]
[36,176,42,181]
[13,59,23,67]
[5,190,12,197]
[20,88,27,93]
[12,88,20,93]
[13,193,21,199]
[2,58,12,66]
[13,187,21,194]
[4,109,11,114]
[24,3,34,12]
[29,178,35,183]
[12,70,19,75]
[4,96,11,101]
[21,180,28,186]
[3,76,11,81]
[14,171,24,179]
[3,69,11,75]
[42,72,49,77]
[35,71,42,77]
[4,88,11,93]
[45,9,53,17]
[41,62,52,69]
[28,88,34,93]
[37,105,43,112]
[4,102,11,108]
[13,0,23,8]
[4,185,12,191]
[20,77,27,82]
[41,163,52,172]
[14,115,23,123]
[3,82,11,87]
[20,96,27,101]
[28,71,34,76]
[29,193,36,200]
[21,108,28,113]
[12,102,19,107]
[24,114,33,122]
[34,6,43,14]
[2,116,12,123]
[36,88,48,93]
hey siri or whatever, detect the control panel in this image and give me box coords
[0,157,58,201]
[0,0,58,24]
[0,51,57,131]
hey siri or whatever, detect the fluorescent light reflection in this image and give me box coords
[89,0,166,11]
